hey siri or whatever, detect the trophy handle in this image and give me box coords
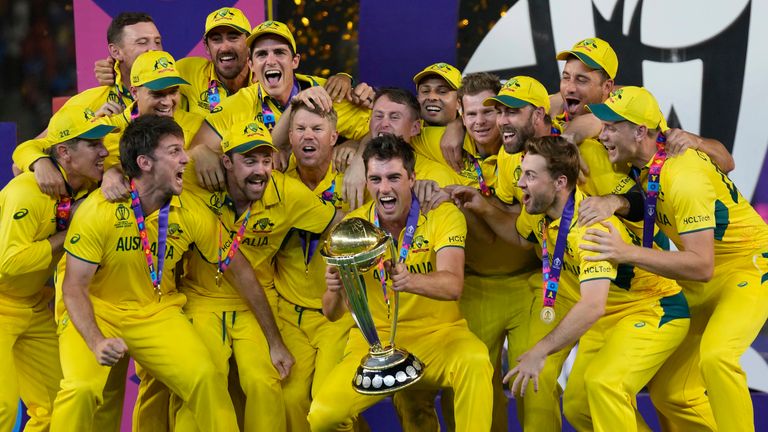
[387,237,399,348]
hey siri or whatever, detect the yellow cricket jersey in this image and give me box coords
[204,74,370,140]
[180,168,337,312]
[63,190,222,316]
[345,201,467,332]
[495,148,524,205]
[0,172,88,307]
[408,126,537,275]
[273,159,348,309]
[516,189,681,315]
[176,56,253,116]
[14,107,203,176]
[102,103,204,170]
[411,125,499,189]
[634,149,768,260]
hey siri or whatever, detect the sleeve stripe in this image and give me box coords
[63,248,100,265]
[678,227,715,235]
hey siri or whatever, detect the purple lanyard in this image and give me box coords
[208,80,221,112]
[631,132,668,248]
[300,179,335,267]
[373,194,420,318]
[216,205,252,286]
[129,179,170,300]
[540,191,575,316]
[258,80,300,130]
[467,153,492,196]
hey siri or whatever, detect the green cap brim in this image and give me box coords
[143,76,189,91]
[483,95,531,108]
[77,124,117,140]
[229,140,277,154]
[586,103,627,122]
[557,50,602,70]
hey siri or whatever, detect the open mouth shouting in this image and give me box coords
[264,69,282,87]
[563,97,582,116]
[379,195,397,213]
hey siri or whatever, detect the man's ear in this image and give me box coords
[221,153,234,170]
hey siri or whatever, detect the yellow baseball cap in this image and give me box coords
[483,75,550,112]
[556,37,618,79]
[131,51,189,90]
[246,20,297,53]
[222,120,277,154]
[413,62,462,90]
[587,86,664,129]
[205,7,252,36]
[46,104,116,145]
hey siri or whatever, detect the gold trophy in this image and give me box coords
[321,217,424,395]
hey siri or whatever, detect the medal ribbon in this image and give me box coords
[55,197,72,231]
[207,80,221,112]
[541,191,576,309]
[258,79,301,130]
[129,179,170,300]
[640,132,667,248]
[217,205,252,281]
[467,153,492,197]
[373,194,421,313]
[300,179,335,266]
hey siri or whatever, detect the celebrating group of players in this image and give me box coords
[2,5,767,432]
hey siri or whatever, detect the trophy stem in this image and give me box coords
[339,263,381,347]
[387,239,399,348]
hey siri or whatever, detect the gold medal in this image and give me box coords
[215,270,223,287]
[540,306,555,324]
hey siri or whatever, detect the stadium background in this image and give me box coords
[2,0,767,430]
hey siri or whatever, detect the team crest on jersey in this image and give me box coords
[251,217,275,233]
[114,204,132,228]
[411,235,430,253]
[168,223,183,239]
[513,165,522,182]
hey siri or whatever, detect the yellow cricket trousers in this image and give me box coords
[50,305,238,432]
[563,292,690,432]
[648,250,768,432]
[278,296,354,432]
[308,323,494,432]
[0,294,61,432]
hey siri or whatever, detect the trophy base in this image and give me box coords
[352,347,425,395]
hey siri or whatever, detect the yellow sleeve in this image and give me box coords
[12,138,49,172]
[0,178,54,275]
[411,127,447,162]
[576,222,618,282]
[430,203,467,251]
[666,157,716,234]
[204,86,257,138]
[63,194,106,265]
[334,99,371,141]
[515,210,539,245]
